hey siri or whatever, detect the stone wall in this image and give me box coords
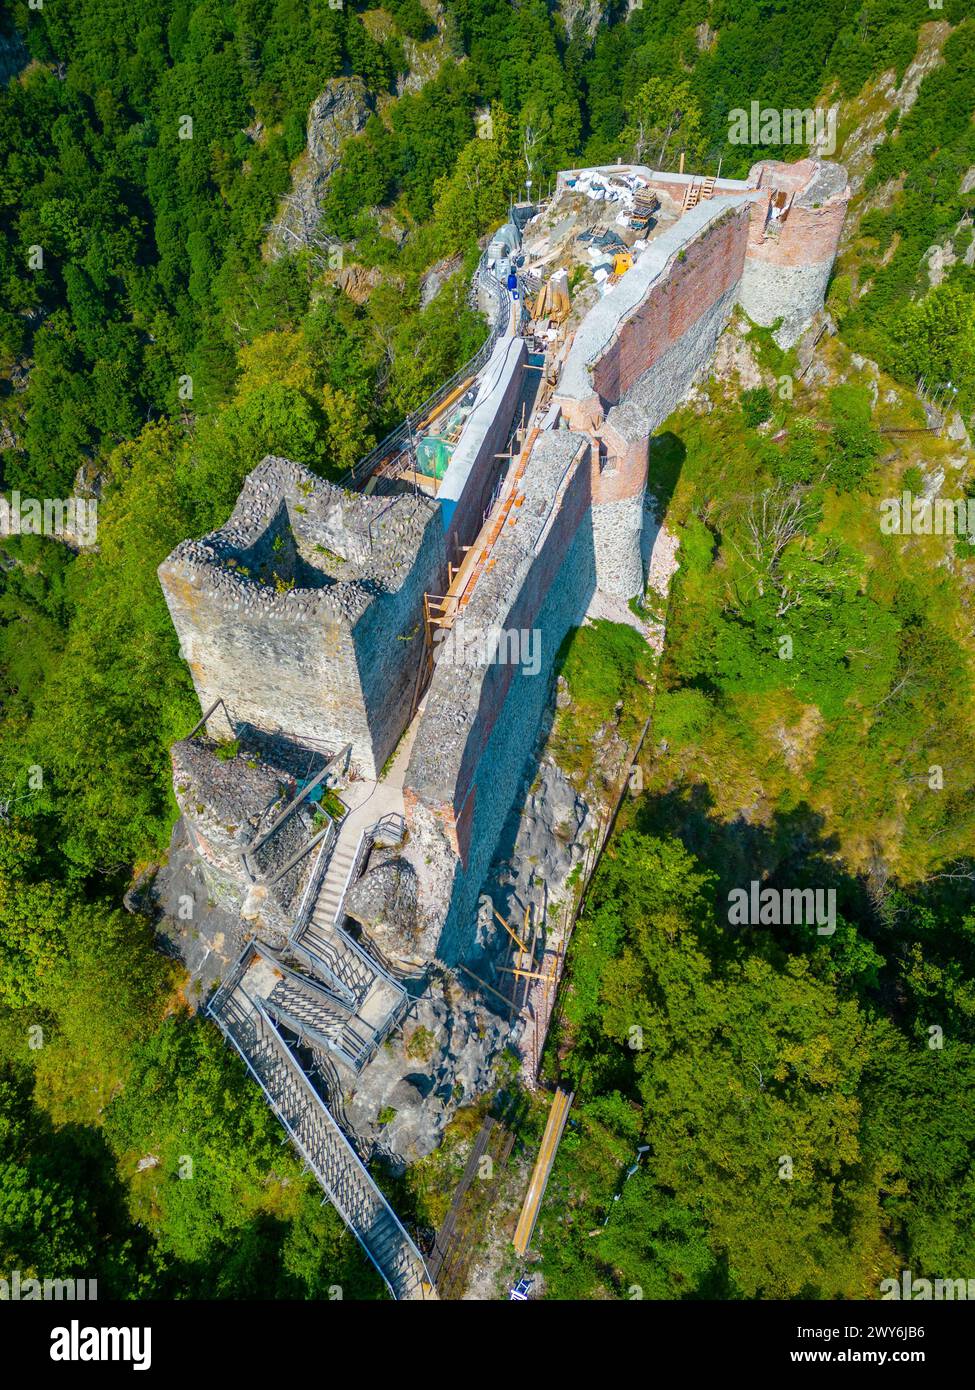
[159,456,446,779]
[170,736,319,947]
[404,431,596,965]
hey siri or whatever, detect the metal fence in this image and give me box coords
[341,252,512,490]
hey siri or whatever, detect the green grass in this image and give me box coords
[550,620,655,786]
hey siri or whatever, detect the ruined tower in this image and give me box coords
[158,455,446,779]
[739,157,850,348]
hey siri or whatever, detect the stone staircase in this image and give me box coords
[210,977,435,1300]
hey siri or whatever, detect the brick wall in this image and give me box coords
[592,206,750,406]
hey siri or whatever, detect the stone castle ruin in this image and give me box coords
[156,157,848,1298]
[160,456,445,780]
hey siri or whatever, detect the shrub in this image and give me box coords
[741,386,773,428]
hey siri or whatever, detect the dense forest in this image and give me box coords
[538,350,975,1297]
[0,0,973,1297]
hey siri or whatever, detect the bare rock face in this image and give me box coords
[925,240,957,288]
[343,970,512,1167]
[488,757,594,923]
[333,262,384,303]
[837,21,950,205]
[695,21,717,51]
[307,78,370,172]
[419,253,463,307]
[267,77,371,258]
[947,412,973,451]
[345,858,420,963]
[712,318,764,389]
[557,0,606,39]
[396,3,453,97]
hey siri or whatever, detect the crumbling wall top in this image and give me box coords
[748,156,849,208]
[159,455,439,627]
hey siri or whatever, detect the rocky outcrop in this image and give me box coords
[396,3,454,97]
[488,758,595,926]
[557,0,607,40]
[334,262,384,304]
[419,253,463,307]
[266,77,371,259]
[345,858,420,962]
[343,968,511,1166]
[836,21,950,209]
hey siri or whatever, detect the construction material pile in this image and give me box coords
[529,267,570,324]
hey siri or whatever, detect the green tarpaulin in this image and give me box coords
[415,435,453,479]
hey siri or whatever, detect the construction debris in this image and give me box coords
[529,268,570,324]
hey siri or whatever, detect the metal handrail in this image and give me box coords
[370,811,407,845]
[247,744,351,857]
[208,980,432,1299]
[331,809,407,930]
[331,827,376,931]
[291,826,335,937]
[185,697,236,742]
[342,252,511,489]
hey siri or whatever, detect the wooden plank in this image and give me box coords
[512,1088,573,1256]
[457,963,518,1014]
[497,965,556,982]
[493,907,529,954]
